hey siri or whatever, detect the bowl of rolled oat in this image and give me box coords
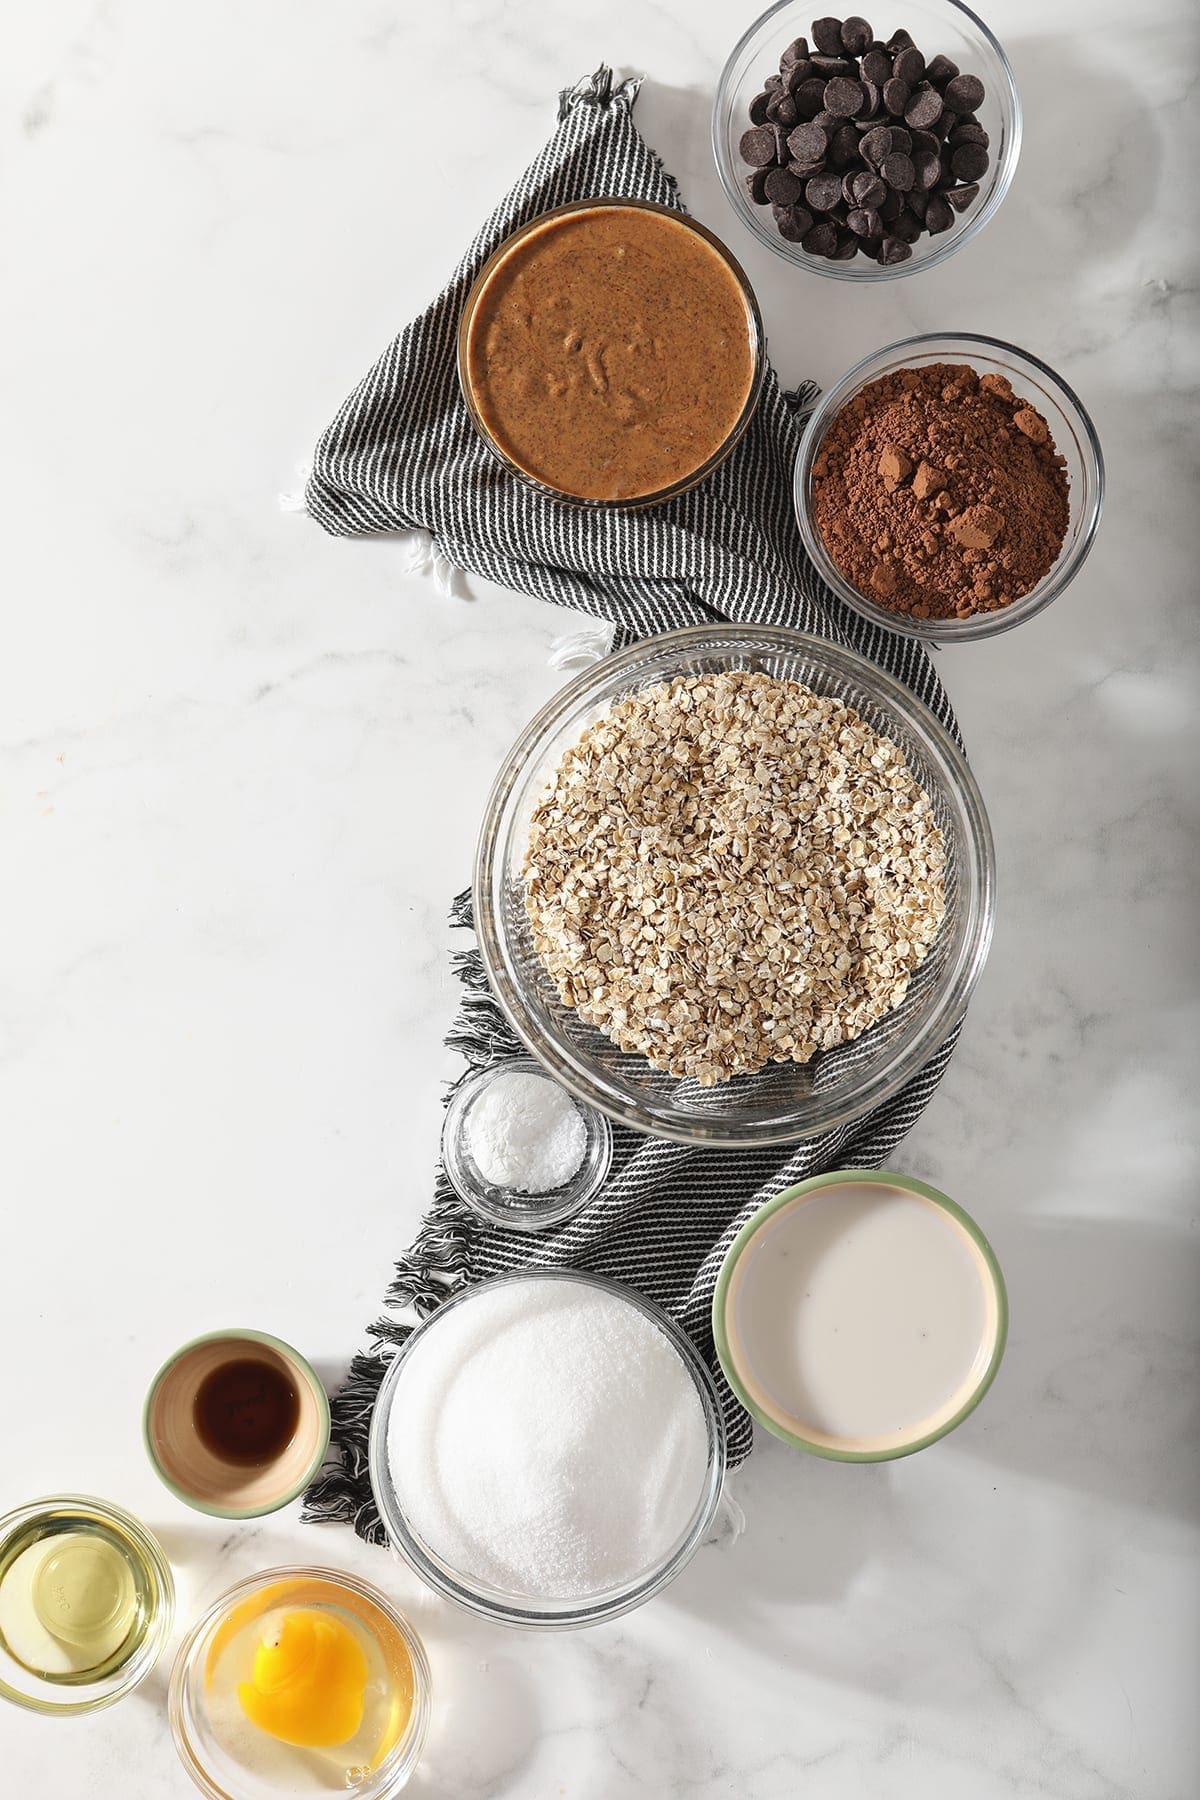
[474,625,994,1146]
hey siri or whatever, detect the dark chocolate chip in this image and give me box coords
[904,84,942,129]
[878,188,901,222]
[746,168,771,204]
[851,169,887,207]
[811,110,841,130]
[886,28,914,52]
[773,123,792,162]
[878,234,913,264]
[805,171,845,212]
[883,78,910,116]
[925,54,959,86]
[794,77,828,118]
[785,59,817,92]
[787,121,829,163]
[912,148,942,190]
[861,48,892,84]
[892,207,922,242]
[765,90,786,121]
[831,229,860,259]
[811,16,847,55]
[881,150,915,190]
[925,193,955,233]
[840,15,873,54]
[847,205,882,236]
[888,126,912,153]
[892,45,926,85]
[829,123,862,166]
[949,122,989,147]
[906,185,929,218]
[860,124,893,165]
[739,126,777,167]
[764,166,804,205]
[824,76,866,116]
[942,181,980,211]
[775,205,809,242]
[763,73,782,91]
[950,141,989,181]
[842,170,860,205]
[858,78,881,118]
[802,219,839,255]
[788,156,824,178]
[810,55,855,77]
[943,72,986,113]
[909,127,941,157]
[774,93,799,126]
[779,35,810,67]
[748,90,771,125]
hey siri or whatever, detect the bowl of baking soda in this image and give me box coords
[441,1057,612,1230]
[368,1271,727,1627]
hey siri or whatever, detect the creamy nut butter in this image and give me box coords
[462,202,759,502]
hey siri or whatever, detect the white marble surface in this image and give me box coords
[2,0,1198,1795]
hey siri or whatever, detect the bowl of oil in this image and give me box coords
[169,1566,431,1799]
[0,1495,174,1714]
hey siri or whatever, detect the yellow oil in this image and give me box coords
[0,1516,153,1685]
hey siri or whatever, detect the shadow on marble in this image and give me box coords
[959,1213,1200,1524]
[401,1609,540,1799]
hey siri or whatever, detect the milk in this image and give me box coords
[726,1181,1000,1453]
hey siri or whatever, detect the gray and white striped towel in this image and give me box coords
[302,66,964,1537]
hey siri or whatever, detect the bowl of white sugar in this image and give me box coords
[367,1272,727,1627]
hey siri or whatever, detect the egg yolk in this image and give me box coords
[237,1609,368,1748]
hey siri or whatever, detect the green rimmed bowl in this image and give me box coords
[713,1170,1007,1461]
[143,1329,330,1519]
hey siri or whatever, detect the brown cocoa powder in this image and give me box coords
[811,363,1071,620]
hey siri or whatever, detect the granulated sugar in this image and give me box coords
[385,1277,711,1601]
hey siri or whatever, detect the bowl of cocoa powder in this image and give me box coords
[795,333,1104,639]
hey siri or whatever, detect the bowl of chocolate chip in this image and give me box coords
[794,333,1105,639]
[713,1,1019,276]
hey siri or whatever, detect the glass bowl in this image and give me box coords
[457,197,766,507]
[795,333,1105,640]
[712,0,1020,280]
[474,624,994,1147]
[0,1495,174,1716]
[367,1271,727,1629]
[169,1566,432,1800]
[441,1057,613,1230]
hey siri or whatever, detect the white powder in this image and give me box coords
[464,1069,587,1193]
[386,1278,711,1601]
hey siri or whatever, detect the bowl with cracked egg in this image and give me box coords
[474,624,994,1147]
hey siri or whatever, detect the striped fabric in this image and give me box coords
[303,68,964,1538]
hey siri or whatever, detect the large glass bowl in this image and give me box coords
[795,334,1105,641]
[367,1271,727,1629]
[474,624,994,1147]
[713,0,1020,281]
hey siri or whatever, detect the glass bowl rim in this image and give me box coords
[711,0,1023,282]
[0,1493,175,1716]
[167,1563,432,1800]
[455,196,767,508]
[473,622,995,1147]
[440,1055,614,1230]
[793,330,1106,640]
[366,1269,728,1629]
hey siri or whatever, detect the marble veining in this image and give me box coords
[1,1,1197,1796]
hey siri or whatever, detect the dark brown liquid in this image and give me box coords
[192,1357,300,1465]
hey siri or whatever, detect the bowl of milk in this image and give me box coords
[713,1171,1007,1460]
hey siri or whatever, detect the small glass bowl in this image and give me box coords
[794,333,1105,641]
[457,197,766,507]
[169,1566,432,1800]
[441,1058,613,1230]
[368,1271,727,1629]
[0,1496,174,1716]
[474,624,994,1147]
[712,0,1021,281]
